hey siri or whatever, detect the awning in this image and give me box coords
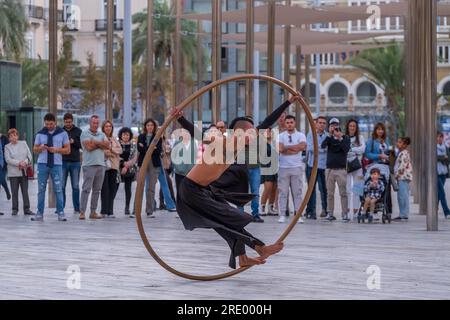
[182,4,371,26]
[223,43,392,55]
[221,29,398,46]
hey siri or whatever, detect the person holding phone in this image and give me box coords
[32,113,71,222]
[321,118,351,222]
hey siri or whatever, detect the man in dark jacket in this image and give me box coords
[62,113,83,215]
[0,132,11,215]
[321,118,351,222]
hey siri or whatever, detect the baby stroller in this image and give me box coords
[354,164,391,224]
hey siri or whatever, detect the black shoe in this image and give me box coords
[168,208,177,212]
[285,210,290,217]
[393,216,403,221]
[252,216,265,223]
[159,204,167,211]
[0,212,4,216]
[6,191,11,200]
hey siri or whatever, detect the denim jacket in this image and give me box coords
[365,138,391,164]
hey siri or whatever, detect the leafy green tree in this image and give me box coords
[80,52,104,113]
[0,0,28,60]
[22,58,48,108]
[349,43,405,140]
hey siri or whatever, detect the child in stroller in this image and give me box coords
[357,167,390,223]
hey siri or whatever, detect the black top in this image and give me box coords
[137,133,162,168]
[177,100,292,194]
[321,135,351,169]
[62,126,82,163]
[0,135,9,169]
[121,143,132,162]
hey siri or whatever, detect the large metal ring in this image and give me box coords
[134,74,319,281]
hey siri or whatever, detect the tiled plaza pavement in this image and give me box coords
[0,179,449,300]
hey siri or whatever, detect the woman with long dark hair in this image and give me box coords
[365,122,392,215]
[137,118,163,218]
[345,119,366,220]
[100,120,122,218]
[118,127,138,217]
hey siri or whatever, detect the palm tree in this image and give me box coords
[132,0,206,120]
[0,0,28,60]
[349,43,405,140]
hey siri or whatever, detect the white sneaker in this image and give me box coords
[297,217,305,224]
[278,215,286,223]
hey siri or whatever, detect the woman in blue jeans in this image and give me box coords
[437,132,450,218]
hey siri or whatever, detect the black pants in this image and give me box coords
[9,176,30,213]
[175,173,185,193]
[0,167,10,197]
[159,169,175,207]
[122,176,134,213]
[386,180,393,214]
[101,169,119,215]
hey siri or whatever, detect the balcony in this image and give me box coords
[95,19,124,32]
[25,5,44,20]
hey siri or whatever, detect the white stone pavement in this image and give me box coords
[0,178,449,300]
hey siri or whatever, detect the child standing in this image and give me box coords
[394,137,413,221]
[363,167,385,222]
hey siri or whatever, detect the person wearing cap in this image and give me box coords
[321,118,351,222]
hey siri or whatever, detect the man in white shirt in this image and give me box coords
[278,115,307,224]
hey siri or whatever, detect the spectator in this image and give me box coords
[437,132,450,219]
[4,129,33,216]
[32,113,70,222]
[118,127,138,217]
[278,115,307,224]
[157,134,176,212]
[345,119,366,220]
[393,137,412,221]
[321,118,351,222]
[137,118,163,218]
[79,115,110,220]
[362,167,385,221]
[365,123,393,215]
[305,116,328,220]
[0,132,11,205]
[172,129,197,191]
[260,129,278,217]
[216,121,227,135]
[100,120,122,218]
[62,113,82,215]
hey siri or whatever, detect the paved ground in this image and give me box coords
[0,179,450,300]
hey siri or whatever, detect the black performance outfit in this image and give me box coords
[176,100,292,269]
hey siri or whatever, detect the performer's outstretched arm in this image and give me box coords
[257,95,299,130]
[177,116,198,138]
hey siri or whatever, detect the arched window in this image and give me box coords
[328,82,348,104]
[300,83,317,104]
[356,82,377,103]
[443,81,450,96]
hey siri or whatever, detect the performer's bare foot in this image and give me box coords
[255,242,284,260]
[239,255,266,267]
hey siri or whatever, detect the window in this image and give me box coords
[328,82,348,104]
[356,82,377,103]
[259,51,268,72]
[236,46,246,72]
[443,81,450,96]
[237,0,246,33]
[221,46,228,73]
[301,83,317,105]
[103,42,119,66]
[237,81,246,117]
[191,0,228,34]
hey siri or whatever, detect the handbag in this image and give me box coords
[347,157,362,173]
[390,173,399,192]
[26,165,34,179]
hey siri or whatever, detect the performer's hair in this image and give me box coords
[143,118,158,135]
[229,116,254,130]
